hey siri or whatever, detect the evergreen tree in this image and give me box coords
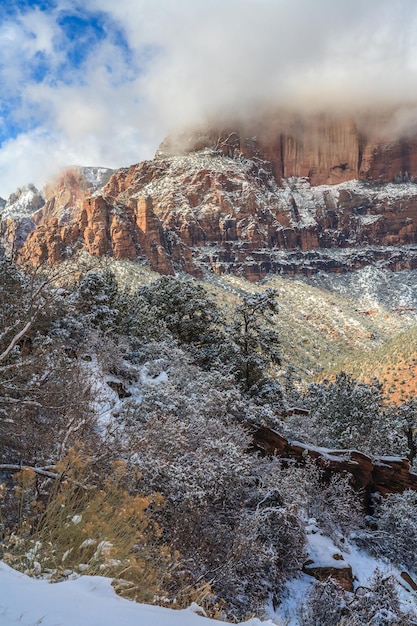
[75,269,120,331]
[306,372,392,453]
[135,276,225,367]
[228,288,281,393]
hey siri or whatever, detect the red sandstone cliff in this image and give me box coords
[161,111,417,185]
[4,112,417,279]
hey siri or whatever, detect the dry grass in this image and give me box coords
[1,450,177,603]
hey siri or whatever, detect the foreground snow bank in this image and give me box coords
[0,562,274,626]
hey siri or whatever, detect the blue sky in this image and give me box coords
[0,3,133,143]
[1,0,417,197]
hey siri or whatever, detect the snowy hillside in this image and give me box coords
[0,184,44,220]
[2,256,417,625]
[2,532,417,626]
[0,562,272,626]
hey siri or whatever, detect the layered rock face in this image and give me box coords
[0,184,45,257]
[3,112,417,278]
[161,111,417,185]
[253,426,417,499]
[3,167,114,265]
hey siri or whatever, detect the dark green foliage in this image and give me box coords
[292,372,417,457]
[114,287,169,342]
[75,269,120,331]
[228,288,281,399]
[283,364,305,409]
[393,399,417,464]
[306,373,394,453]
[134,276,225,367]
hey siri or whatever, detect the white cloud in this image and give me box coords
[2,0,417,197]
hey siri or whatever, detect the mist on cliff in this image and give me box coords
[93,0,417,132]
[1,0,417,196]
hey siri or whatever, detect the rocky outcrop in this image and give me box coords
[15,167,112,263]
[0,184,45,256]
[4,112,417,278]
[253,426,417,499]
[303,557,354,592]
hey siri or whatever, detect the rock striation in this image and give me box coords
[3,111,417,278]
[253,426,417,500]
[163,111,417,186]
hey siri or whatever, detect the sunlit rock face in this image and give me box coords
[4,111,417,279]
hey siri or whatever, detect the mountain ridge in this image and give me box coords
[2,112,417,279]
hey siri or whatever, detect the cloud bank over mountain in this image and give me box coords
[1,0,417,196]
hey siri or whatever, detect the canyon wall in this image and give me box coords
[3,112,417,279]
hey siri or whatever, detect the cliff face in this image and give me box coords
[11,167,114,265]
[3,113,417,279]
[161,112,417,186]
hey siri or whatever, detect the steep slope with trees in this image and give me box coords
[1,255,417,622]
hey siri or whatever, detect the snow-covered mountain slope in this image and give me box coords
[2,139,417,279]
[0,184,44,220]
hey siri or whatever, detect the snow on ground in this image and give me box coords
[302,262,417,314]
[82,353,170,435]
[275,524,417,625]
[0,562,274,626]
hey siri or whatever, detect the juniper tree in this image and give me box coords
[75,269,120,332]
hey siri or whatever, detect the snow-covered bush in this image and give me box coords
[117,356,305,618]
[301,373,402,455]
[299,571,415,626]
[257,456,363,544]
[298,579,345,626]
[224,503,305,615]
[300,462,363,542]
[342,569,415,625]
[2,451,176,603]
[0,260,97,468]
[368,491,417,572]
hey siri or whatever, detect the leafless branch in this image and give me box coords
[0,320,33,363]
[0,464,60,479]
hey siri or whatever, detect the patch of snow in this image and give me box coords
[356,214,382,225]
[81,356,127,431]
[0,184,44,220]
[0,561,274,626]
[140,368,168,385]
[303,262,417,314]
[81,167,114,189]
[305,529,348,569]
[275,527,417,625]
[376,456,407,463]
